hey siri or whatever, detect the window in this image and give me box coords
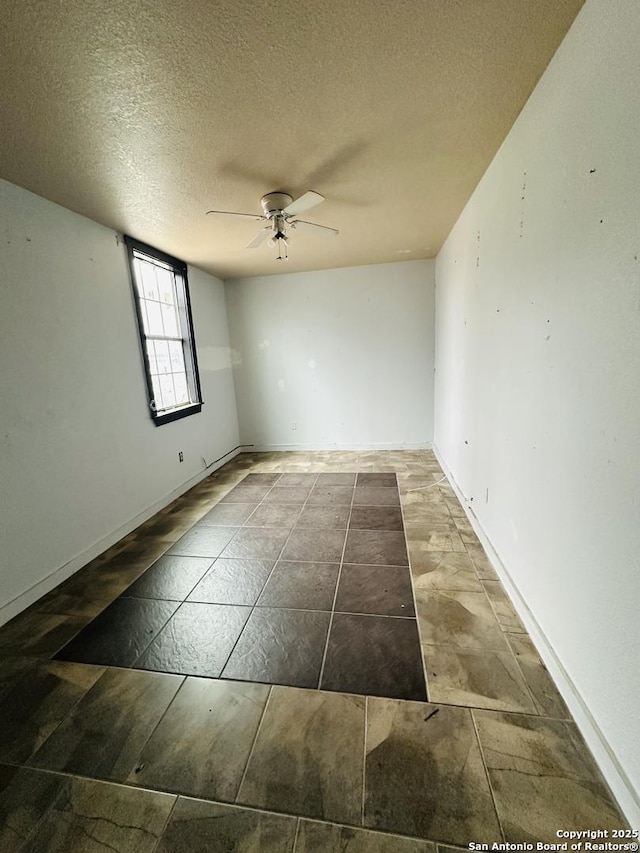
[124,236,202,426]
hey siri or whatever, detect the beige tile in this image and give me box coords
[0,765,69,851]
[506,634,571,719]
[474,711,627,841]
[452,516,479,544]
[402,503,452,525]
[365,698,501,845]
[19,774,175,853]
[237,686,365,825]
[416,590,509,651]
[465,543,498,579]
[410,551,484,593]
[33,592,112,619]
[399,485,447,504]
[482,581,526,632]
[405,523,466,552]
[131,678,269,801]
[29,668,183,782]
[0,660,104,763]
[157,798,297,852]
[423,645,536,713]
[444,498,466,518]
[296,819,436,852]
[0,611,87,659]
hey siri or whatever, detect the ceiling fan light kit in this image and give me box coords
[206,190,339,259]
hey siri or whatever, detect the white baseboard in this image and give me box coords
[433,444,640,829]
[247,442,433,452]
[0,448,241,629]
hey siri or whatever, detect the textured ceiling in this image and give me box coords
[0,0,584,279]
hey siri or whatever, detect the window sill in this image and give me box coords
[152,402,202,426]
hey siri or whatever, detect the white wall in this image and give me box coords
[0,180,239,624]
[225,261,435,450]
[434,0,640,824]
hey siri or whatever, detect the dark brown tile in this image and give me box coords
[122,555,212,601]
[316,473,357,486]
[295,504,351,529]
[198,502,258,526]
[245,503,303,527]
[280,528,346,562]
[157,798,297,853]
[349,505,404,531]
[306,485,354,505]
[187,558,274,605]
[167,526,239,557]
[335,564,415,617]
[257,561,339,610]
[135,602,251,677]
[222,608,330,688]
[357,473,397,487]
[262,485,313,504]
[237,686,364,824]
[55,598,179,667]
[353,486,400,506]
[18,773,174,853]
[343,530,408,566]
[365,699,500,844]
[131,679,269,801]
[0,661,103,763]
[220,527,290,560]
[29,668,182,781]
[321,613,426,700]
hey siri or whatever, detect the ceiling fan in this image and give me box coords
[206,191,339,260]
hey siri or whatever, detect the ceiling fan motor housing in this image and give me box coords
[261,192,293,217]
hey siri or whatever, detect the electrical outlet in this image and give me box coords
[178,451,184,462]
[290,422,297,431]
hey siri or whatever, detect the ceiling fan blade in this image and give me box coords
[247,228,273,249]
[290,219,339,238]
[283,191,325,216]
[206,209,264,221]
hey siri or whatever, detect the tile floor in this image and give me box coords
[54,472,425,700]
[0,450,628,851]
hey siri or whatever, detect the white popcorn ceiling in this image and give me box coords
[0,0,584,279]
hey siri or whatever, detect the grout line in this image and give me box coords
[10,755,452,847]
[124,674,188,783]
[292,816,301,851]
[397,471,431,701]
[361,696,368,826]
[316,481,356,688]
[235,684,273,803]
[497,626,541,716]
[470,708,506,842]
[150,789,179,853]
[198,475,299,677]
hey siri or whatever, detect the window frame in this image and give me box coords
[124,235,203,426]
